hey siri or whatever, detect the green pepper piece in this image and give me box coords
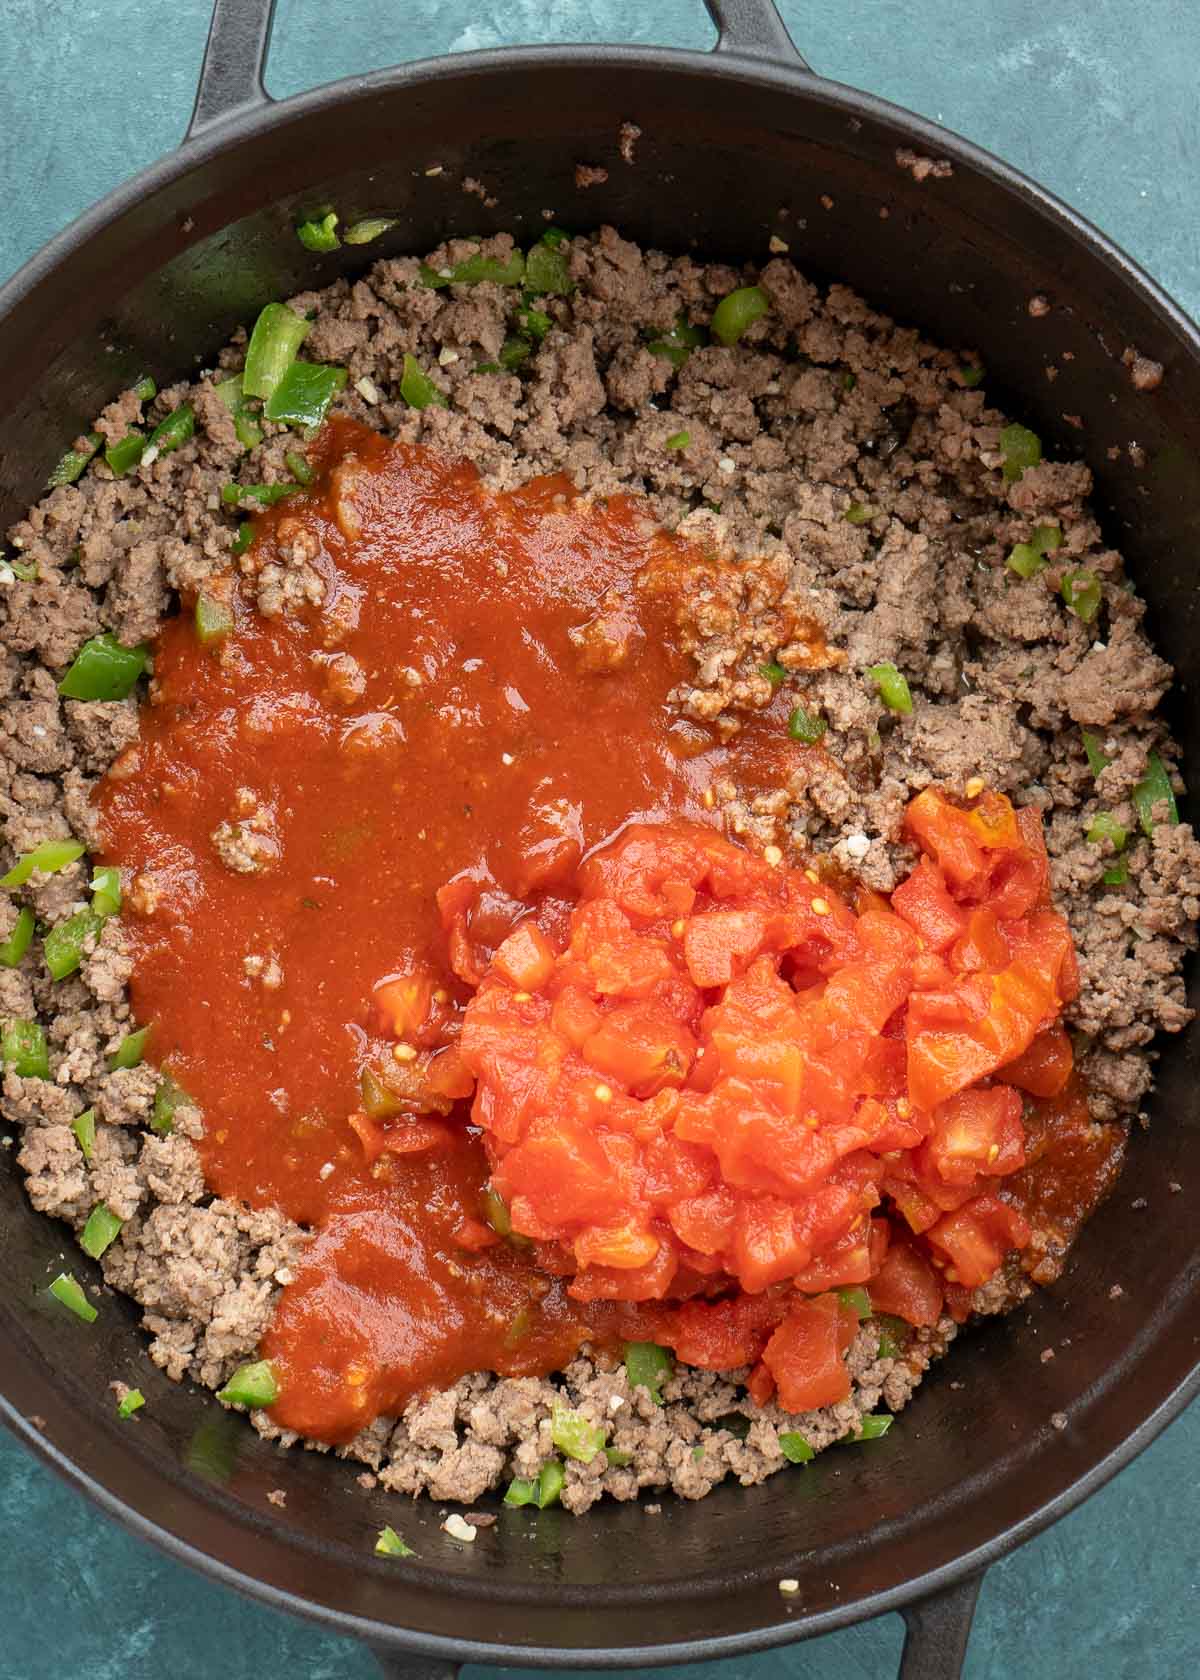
[524,240,572,297]
[844,501,878,525]
[264,361,349,428]
[104,430,146,477]
[503,1476,537,1507]
[374,1524,416,1556]
[44,907,105,981]
[285,450,315,486]
[837,1285,871,1319]
[1082,731,1111,778]
[959,363,985,387]
[535,1459,565,1507]
[243,303,312,401]
[132,377,157,403]
[428,249,526,288]
[344,217,397,245]
[90,867,121,918]
[233,411,263,451]
[516,305,552,341]
[1132,751,1180,836]
[359,1065,403,1119]
[2,1018,49,1078]
[296,211,340,252]
[481,1185,513,1238]
[521,243,568,295]
[999,423,1042,481]
[854,1414,893,1440]
[3,556,37,582]
[624,1340,673,1404]
[217,1359,279,1408]
[72,1108,96,1162]
[498,336,532,371]
[868,661,914,715]
[1,838,85,889]
[1085,811,1127,852]
[49,1272,96,1323]
[788,704,828,743]
[151,1073,191,1137]
[48,431,103,488]
[604,1448,634,1467]
[1060,569,1101,622]
[117,1389,146,1418]
[400,353,448,410]
[664,430,691,451]
[711,285,769,346]
[646,315,706,369]
[461,249,527,286]
[214,374,265,451]
[779,1431,814,1464]
[80,1203,123,1260]
[195,591,235,645]
[107,1024,150,1071]
[550,1403,607,1463]
[875,1314,909,1359]
[0,907,34,967]
[147,404,195,458]
[1006,523,1061,579]
[220,483,298,508]
[58,634,147,701]
[1103,859,1130,886]
[760,661,787,687]
[232,521,255,557]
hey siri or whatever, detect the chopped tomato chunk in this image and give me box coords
[891,857,967,951]
[682,908,769,987]
[492,921,557,991]
[457,795,1068,1335]
[923,1086,1025,1187]
[761,1292,859,1412]
[868,1238,944,1326]
[926,1194,1031,1289]
[1001,1025,1074,1097]
[582,1002,697,1095]
[375,970,434,1039]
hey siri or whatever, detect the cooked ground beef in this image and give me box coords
[2,227,1195,1509]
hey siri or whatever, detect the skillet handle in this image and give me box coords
[703,0,812,68]
[184,0,811,145]
[186,0,278,143]
[898,1573,983,1680]
[368,1652,461,1680]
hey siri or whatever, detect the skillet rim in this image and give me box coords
[1,35,1198,1667]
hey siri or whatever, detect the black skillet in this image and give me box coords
[1,1,1197,1675]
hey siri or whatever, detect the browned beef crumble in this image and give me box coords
[1,226,1194,1511]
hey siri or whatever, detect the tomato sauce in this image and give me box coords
[96,420,1125,1439]
[95,421,791,1439]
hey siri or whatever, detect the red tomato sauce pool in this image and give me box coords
[96,420,810,1440]
[96,421,1125,1441]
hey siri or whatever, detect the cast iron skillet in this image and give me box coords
[1,1,1197,1675]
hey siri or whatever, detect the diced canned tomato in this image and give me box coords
[456,794,1071,1376]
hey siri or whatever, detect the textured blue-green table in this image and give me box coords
[3,2,1198,1675]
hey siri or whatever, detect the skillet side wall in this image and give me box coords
[0,51,1197,1661]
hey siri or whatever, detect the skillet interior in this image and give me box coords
[0,41,1198,1666]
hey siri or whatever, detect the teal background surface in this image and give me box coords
[2,2,1198,1675]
